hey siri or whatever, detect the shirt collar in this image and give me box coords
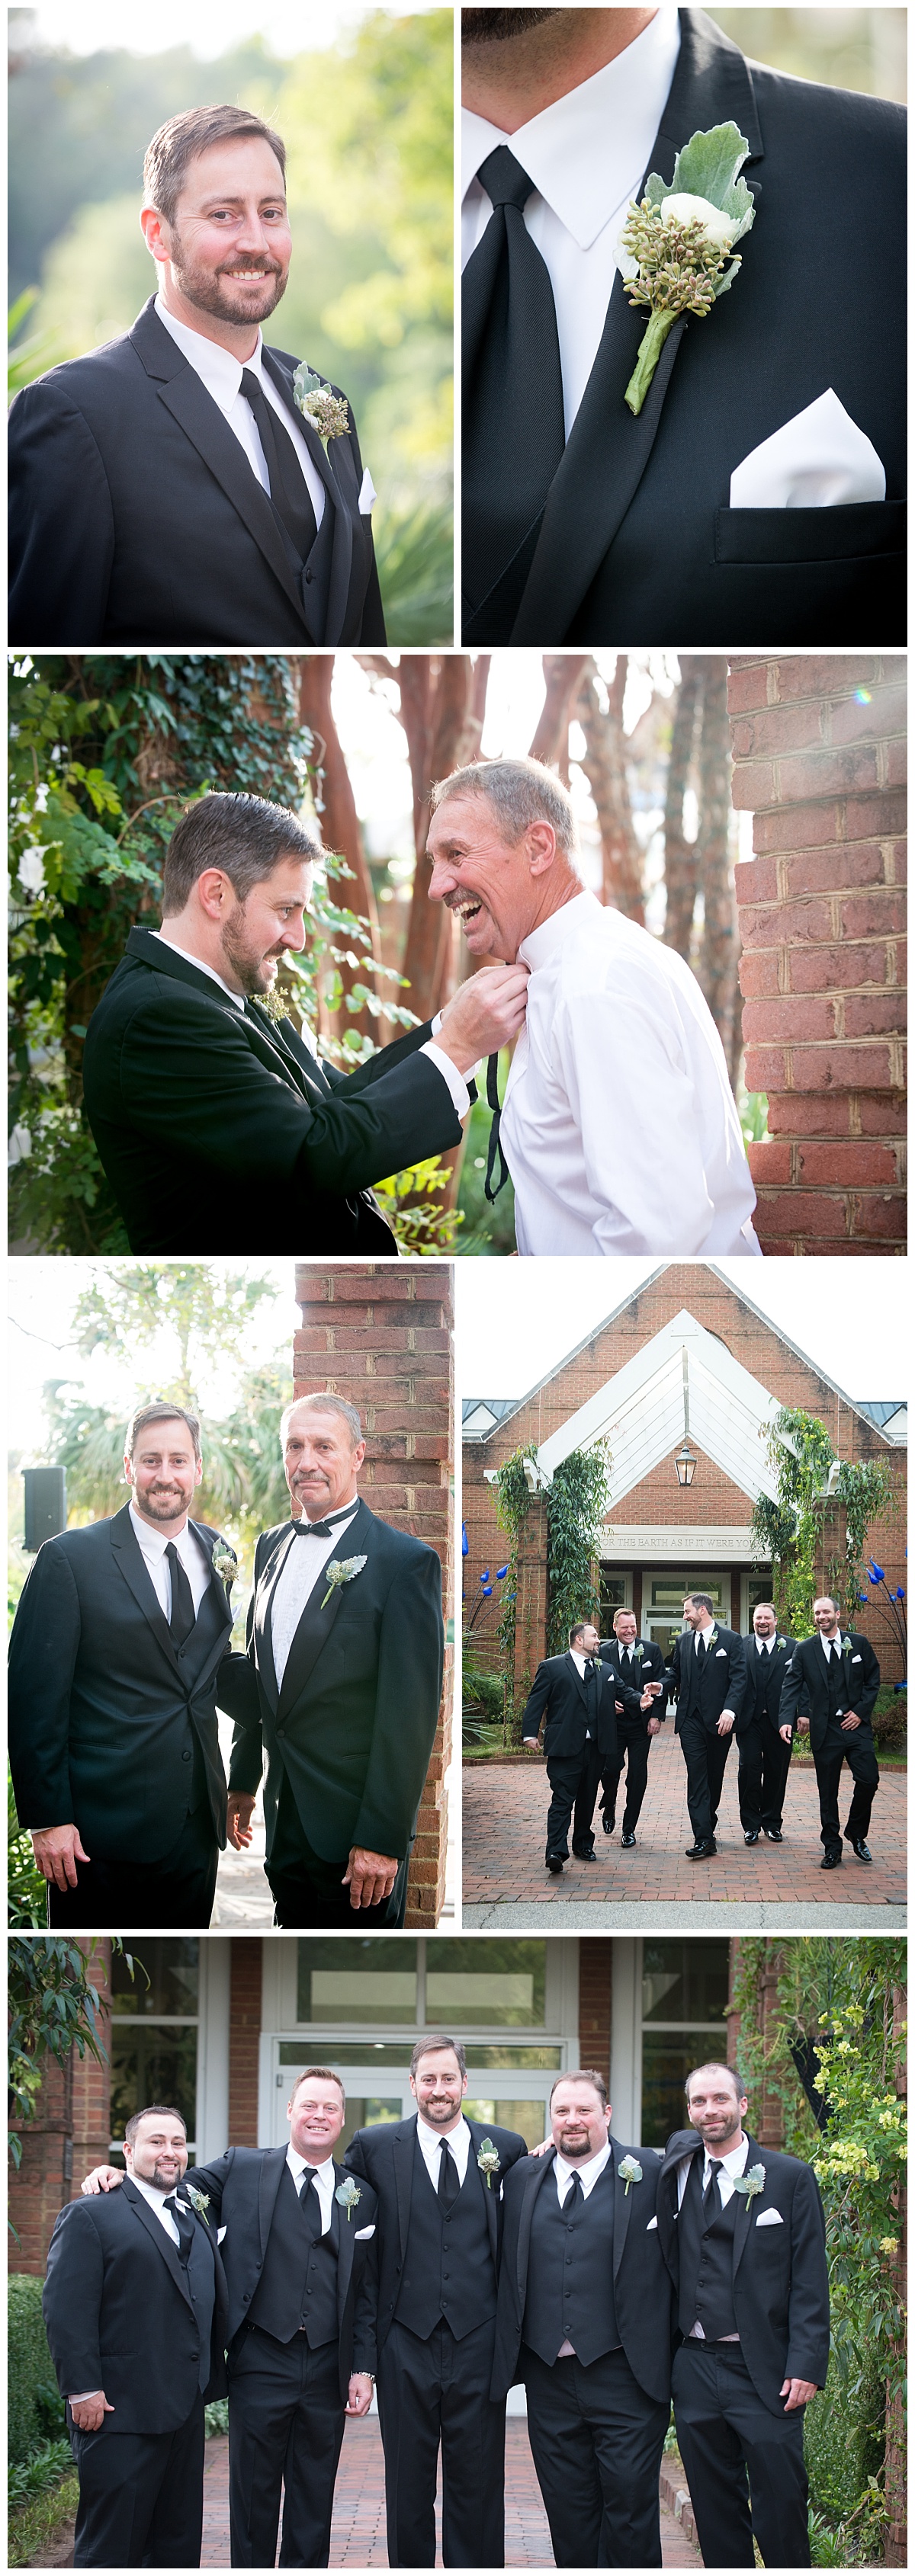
[461,5,680,250]
[517,886,602,972]
[151,929,246,1008]
[287,2142,336,2179]
[129,1501,191,1559]
[417,2113,469,2148]
[554,2139,612,2189]
[154,293,264,405]
[704,2133,749,2180]
[131,2173,175,2209]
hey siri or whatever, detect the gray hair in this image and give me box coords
[281,1392,364,1449]
[430,758,579,857]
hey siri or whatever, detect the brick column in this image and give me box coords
[228,1939,262,2145]
[294,1264,454,1926]
[578,1941,612,2086]
[8,1939,113,2272]
[727,1940,785,2148]
[729,655,906,1252]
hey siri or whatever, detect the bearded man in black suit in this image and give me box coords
[221,1390,444,1927]
[523,1620,638,1874]
[8,1401,235,1929]
[345,2034,528,2568]
[735,1600,796,1845]
[82,791,528,1258]
[492,2068,673,2567]
[657,2060,830,2568]
[778,1594,881,1869]
[598,1608,667,1847]
[43,2103,228,2568]
[666,1591,747,1858]
[9,104,391,648]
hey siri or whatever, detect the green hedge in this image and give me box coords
[871,1683,907,1752]
[8,2276,65,2468]
[463,1665,504,1720]
[804,2352,884,2524]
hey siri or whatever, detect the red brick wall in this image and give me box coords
[728,656,906,1254]
[9,1940,114,2274]
[294,1263,454,1924]
[229,1939,262,2146]
[726,1941,785,2148]
[578,1941,612,2086]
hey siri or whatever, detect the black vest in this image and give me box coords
[677,2153,740,2344]
[178,1569,226,1812]
[175,2212,217,2393]
[393,2129,496,2343]
[749,1642,783,1725]
[248,2161,341,2347]
[523,2161,620,2369]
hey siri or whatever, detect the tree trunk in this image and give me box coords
[400,655,478,1023]
[694,661,740,1080]
[576,657,644,920]
[662,655,702,959]
[529,653,589,776]
[294,655,383,1045]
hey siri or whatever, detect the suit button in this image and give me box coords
[305,569,314,584]
[242,2291,250,2302]
[178,1648,185,1660]
[182,1750,191,1762]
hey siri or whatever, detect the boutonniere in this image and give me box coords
[841,1636,853,1655]
[632,1643,644,1661]
[185,2187,210,2227]
[618,2155,642,2196]
[777,1638,787,1651]
[477,2138,501,2189]
[707,1627,718,1648]
[619,121,756,414]
[257,986,291,1027]
[732,2164,766,2203]
[335,2177,361,2223]
[211,1540,238,1590]
[294,362,351,446]
[320,1553,368,1612]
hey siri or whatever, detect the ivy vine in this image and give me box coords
[493,1445,538,1732]
[750,1407,897,1635]
[493,1439,612,1731]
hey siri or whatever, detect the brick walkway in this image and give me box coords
[461,1728,906,1910]
[201,2422,698,2566]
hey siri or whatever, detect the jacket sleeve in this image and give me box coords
[852,1636,881,1721]
[43,2203,106,2398]
[343,2132,371,2184]
[724,1630,747,1707]
[776,1646,806,1735]
[785,2164,830,2388]
[180,2151,234,2219]
[8,382,115,646]
[522,1664,552,1741]
[224,1548,265,1793]
[8,1543,82,1830]
[351,1549,444,1857]
[351,2182,380,2375]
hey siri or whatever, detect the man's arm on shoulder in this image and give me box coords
[9,380,115,647]
[350,1545,444,1859]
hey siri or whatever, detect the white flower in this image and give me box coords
[660,191,738,249]
[618,2154,643,2195]
[17,845,48,896]
[8,1123,32,1166]
[320,1553,368,1611]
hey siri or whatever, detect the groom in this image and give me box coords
[461,6,905,646]
[220,1391,444,1926]
[10,104,385,647]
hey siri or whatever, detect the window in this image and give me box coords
[297,1939,418,2026]
[108,1939,200,2158]
[296,1938,547,2033]
[640,1940,729,2149]
[599,1571,629,1629]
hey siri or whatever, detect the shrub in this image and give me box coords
[804,2353,884,2525]
[8,2276,64,2468]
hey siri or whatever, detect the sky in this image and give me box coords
[19,1,439,53]
[6,1261,300,1456]
[456,1260,912,1407]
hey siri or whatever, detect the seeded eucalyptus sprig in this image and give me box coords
[620,121,756,415]
[294,364,352,446]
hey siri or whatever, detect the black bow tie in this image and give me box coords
[294,1507,357,1540]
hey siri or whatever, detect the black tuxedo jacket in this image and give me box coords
[179,2146,378,2396]
[657,2129,830,2414]
[220,1495,444,1865]
[491,2137,672,2405]
[82,928,467,1255]
[737,1632,796,1739]
[345,2115,528,2358]
[522,1651,620,1773]
[9,297,385,648]
[778,1630,880,1751]
[599,1635,669,1729]
[8,1503,233,1860]
[464,8,905,649]
[43,2174,228,2433]
[666,1622,746,1734]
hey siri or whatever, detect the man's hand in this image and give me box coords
[81,2165,124,2195]
[779,1722,793,1745]
[638,1690,656,1713]
[346,2374,374,2415]
[69,2392,114,2432]
[529,2136,554,2158]
[226,1792,256,1851]
[796,1716,810,1735]
[522,1737,541,1753]
[435,963,529,1075]
[717,1710,736,1736]
[342,1848,399,1911]
[647,1717,662,1737]
[840,1711,862,1732]
[31,1824,90,1892]
[644,1680,664,1697]
[780,2377,817,2413]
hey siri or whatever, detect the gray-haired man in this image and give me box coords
[426,756,759,1258]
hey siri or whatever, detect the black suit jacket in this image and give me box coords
[220,1495,444,1865]
[736,1632,797,1738]
[778,1629,880,1752]
[8,1503,233,1860]
[657,2129,830,2414]
[522,1652,619,1773]
[599,1636,669,1729]
[9,297,385,648]
[345,2115,528,2358]
[491,2137,672,2405]
[179,2147,378,2398]
[82,928,467,1255]
[464,8,905,649]
[43,2175,228,2433]
[666,1622,746,1734]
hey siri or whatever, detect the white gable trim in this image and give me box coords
[535,1309,787,1507]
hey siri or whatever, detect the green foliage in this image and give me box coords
[8,2469,80,2570]
[463,1664,506,1745]
[204,2400,230,2439]
[832,1459,899,1623]
[8,2276,64,2468]
[545,1443,612,1658]
[9,2439,72,2505]
[456,1073,518,1256]
[8,286,61,396]
[8,1765,47,1928]
[493,1446,538,1729]
[750,1405,898,1633]
[372,498,454,648]
[8,1937,145,2174]
[656,121,755,229]
[373,1156,464,1255]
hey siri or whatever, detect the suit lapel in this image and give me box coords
[124,2177,194,2311]
[126,306,309,627]
[465,2119,498,2257]
[333,2159,354,2316]
[567,1652,590,1711]
[184,1522,233,1691]
[262,348,356,649]
[277,1497,374,1721]
[394,2123,415,2263]
[254,1525,300,1716]
[732,2132,765,2279]
[109,1506,183,1680]
[258,2146,289,2258]
[509,9,763,643]
[611,2139,632,2281]
[517,2151,552,2305]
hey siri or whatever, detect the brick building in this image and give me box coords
[728,654,907,1254]
[462,1263,905,1693]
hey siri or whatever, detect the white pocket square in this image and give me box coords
[852,1655,862,1664]
[646,2214,658,2231]
[358,468,377,514]
[354,2223,376,2238]
[715,1649,727,1658]
[755,2207,783,2227]
[730,389,886,509]
[217,2225,227,2243]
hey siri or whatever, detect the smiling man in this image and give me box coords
[426,756,759,1255]
[10,104,387,647]
[82,789,528,1256]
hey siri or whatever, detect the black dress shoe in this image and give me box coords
[820,1850,843,1870]
[546,1857,564,1874]
[764,1826,783,1842]
[621,1830,636,1849]
[848,1837,873,1863]
[685,1841,717,1860]
[602,1812,615,1835]
[744,1828,760,1845]
[574,1849,597,1863]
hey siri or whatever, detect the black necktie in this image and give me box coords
[484,1051,510,1203]
[297,2164,321,2228]
[696,1633,707,1664]
[165,1543,195,1648]
[294,1508,356,1541]
[462,146,565,618]
[438,2139,459,2208]
[163,2192,196,2264]
[702,2159,723,2223]
[565,2171,583,2210]
[240,367,318,563]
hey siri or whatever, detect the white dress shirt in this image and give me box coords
[499,890,760,1258]
[820,1632,843,1661]
[416,2113,473,2189]
[130,2171,182,2244]
[128,1503,212,1621]
[677,2133,749,2339]
[155,296,326,527]
[554,2139,612,2205]
[756,1636,775,1655]
[287,2142,336,2235]
[461,8,680,435]
[270,1501,361,1690]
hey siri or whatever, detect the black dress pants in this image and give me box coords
[672,2342,811,2567]
[737,1718,792,1832]
[47,1804,218,1930]
[266,1770,409,1927]
[814,1721,879,1855]
[70,2392,205,2566]
[602,1721,652,1833]
[544,1739,599,1863]
[523,2344,668,2568]
[678,1716,733,1844]
[228,2325,345,2567]
[377,2315,506,2567]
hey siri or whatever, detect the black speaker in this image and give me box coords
[22,1466,67,1552]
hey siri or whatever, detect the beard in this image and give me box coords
[136,1485,188,1520]
[462,8,561,40]
[220,906,282,997]
[168,235,288,326]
